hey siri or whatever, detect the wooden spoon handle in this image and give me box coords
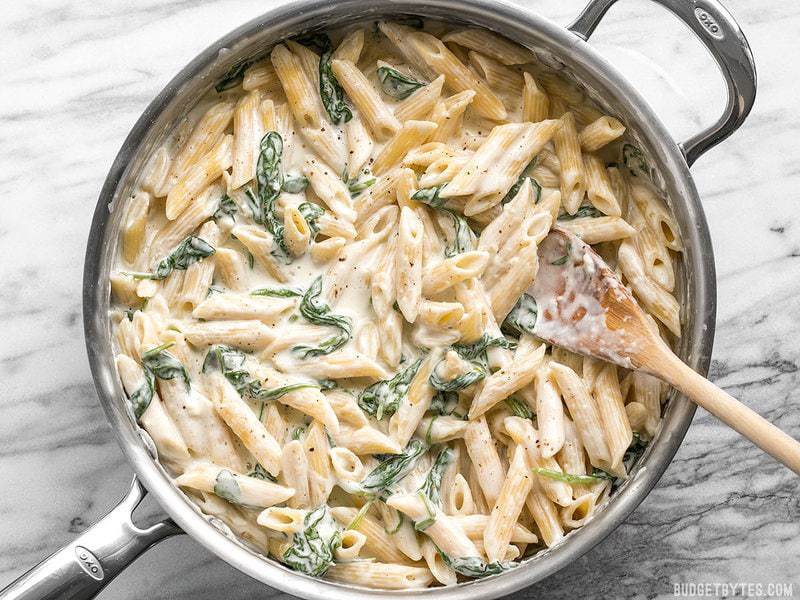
[656,350,800,475]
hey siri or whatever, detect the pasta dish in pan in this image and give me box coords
[110,19,682,589]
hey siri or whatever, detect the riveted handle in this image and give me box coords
[568,0,756,166]
[0,478,181,600]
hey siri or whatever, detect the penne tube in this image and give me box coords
[283,205,312,257]
[579,116,625,152]
[593,363,633,476]
[552,112,584,215]
[535,367,565,458]
[395,206,424,323]
[330,506,410,563]
[193,292,295,323]
[256,506,307,534]
[243,59,279,91]
[422,538,457,586]
[464,416,506,508]
[503,416,572,506]
[395,75,445,122]
[333,28,365,63]
[206,372,283,476]
[271,43,325,129]
[166,134,233,220]
[231,91,266,189]
[231,224,287,282]
[422,251,489,296]
[483,445,533,562]
[182,319,275,351]
[371,120,438,176]
[116,355,190,467]
[214,247,249,291]
[389,26,506,120]
[332,59,400,140]
[387,492,479,559]
[280,439,310,508]
[617,240,681,336]
[388,349,441,447]
[345,117,374,180]
[442,28,536,65]
[326,562,434,590]
[469,338,545,418]
[122,191,150,265]
[583,153,621,216]
[175,461,294,508]
[558,215,636,244]
[549,362,611,467]
[522,72,550,123]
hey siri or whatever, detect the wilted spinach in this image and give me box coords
[202,344,318,400]
[412,185,475,256]
[358,358,422,419]
[282,505,342,577]
[377,66,426,100]
[292,276,353,358]
[501,293,538,337]
[359,439,426,500]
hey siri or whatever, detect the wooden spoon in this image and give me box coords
[529,227,800,474]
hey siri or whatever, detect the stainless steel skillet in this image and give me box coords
[1,0,755,598]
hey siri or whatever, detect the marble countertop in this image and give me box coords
[1,0,798,597]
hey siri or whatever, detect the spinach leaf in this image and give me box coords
[318,378,337,390]
[214,60,251,92]
[292,276,353,358]
[347,175,377,197]
[250,286,304,298]
[358,358,422,419]
[377,66,426,100]
[429,390,459,417]
[359,439,427,499]
[532,467,605,485]
[294,32,331,54]
[213,469,243,503]
[128,368,155,420]
[298,201,325,236]
[452,334,516,362]
[213,194,238,221]
[505,396,533,419]
[429,362,485,392]
[413,490,437,532]
[557,205,604,220]
[501,173,541,205]
[623,431,648,472]
[412,186,475,256]
[439,552,514,578]
[202,344,318,400]
[502,293,538,336]
[419,447,453,507]
[313,35,352,124]
[141,342,190,391]
[622,143,651,179]
[126,236,215,280]
[255,132,291,263]
[248,463,277,482]
[282,174,309,194]
[282,505,342,577]
[345,499,374,530]
[429,334,516,392]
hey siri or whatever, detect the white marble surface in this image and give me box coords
[1,0,799,597]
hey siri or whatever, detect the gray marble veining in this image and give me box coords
[1,0,798,598]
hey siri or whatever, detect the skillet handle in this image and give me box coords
[0,478,181,600]
[568,0,756,166]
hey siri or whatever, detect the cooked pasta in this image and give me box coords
[110,18,681,590]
